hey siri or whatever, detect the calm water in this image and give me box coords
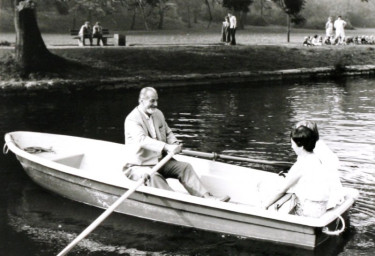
[0,78,374,256]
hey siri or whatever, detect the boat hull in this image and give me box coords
[18,155,327,249]
[6,131,358,249]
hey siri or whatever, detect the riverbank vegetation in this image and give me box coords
[1,0,374,32]
[1,0,375,81]
[2,42,375,81]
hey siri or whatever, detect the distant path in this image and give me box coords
[1,26,375,47]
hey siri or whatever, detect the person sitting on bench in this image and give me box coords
[93,22,105,46]
[78,21,93,46]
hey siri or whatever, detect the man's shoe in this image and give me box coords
[203,192,230,202]
[218,195,231,202]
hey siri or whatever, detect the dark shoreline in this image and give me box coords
[1,64,375,95]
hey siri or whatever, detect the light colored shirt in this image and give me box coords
[334,19,347,35]
[326,21,333,36]
[287,153,330,203]
[138,107,157,139]
[93,25,102,35]
[229,15,237,29]
[311,37,321,46]
[314,140,344,208]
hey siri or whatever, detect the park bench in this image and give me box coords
[70,28,113,46]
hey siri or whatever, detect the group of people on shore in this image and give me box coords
[303,15,375,46]
[79,21,105,46]
[303,16,347,46]
[124,86,344,218]
[220,13,237,45]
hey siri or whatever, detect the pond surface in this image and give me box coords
[0,78,374,255]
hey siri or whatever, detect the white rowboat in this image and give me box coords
[4,131,359,249]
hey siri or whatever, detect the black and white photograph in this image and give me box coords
[0,0,374,255]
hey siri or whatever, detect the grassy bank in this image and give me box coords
[2,44,375,81]
[2,28,375,81]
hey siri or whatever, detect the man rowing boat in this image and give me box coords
[124,87,230,202]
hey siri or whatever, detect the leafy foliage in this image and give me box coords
[272,0,305,24]
[222,0,254,13]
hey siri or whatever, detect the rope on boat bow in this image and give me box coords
[3,143,9,155]
[322,215,346,236]
[23,146,54,154]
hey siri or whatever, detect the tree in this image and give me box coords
[146,0,174,29]
[14,0,67,76]
[204,0,213,28]
[175,0,203,28]
[272,0,305,42]
[65,0,115,29]
[222,0,254,29]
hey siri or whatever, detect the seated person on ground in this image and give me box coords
[311,35,322,46]
[78,21,93,46]
[124,87,230,202]
[262,125,339,218]
[323,36,332,45]
[302,36,313,46]
[361,35,368,44]
[345,36,354,45]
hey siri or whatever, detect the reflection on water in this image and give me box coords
[0,77,374,255]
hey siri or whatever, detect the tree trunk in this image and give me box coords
[14,0,66,76]
[157,1,164,30]
[193,7,198,24]
[287,14,290,43]
[187,3,191,28]
[72,8,77,29]
[130,9,136,30]
[204,0,212,29]
[239,11,247,29]
[138,0,149,30]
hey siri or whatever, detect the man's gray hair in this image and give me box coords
[139,87,157,102]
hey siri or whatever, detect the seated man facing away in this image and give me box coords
[294,120,344,209]
[262,125,336,218]
[124,87,230,202]
[92,22,105,46]
[78,21,93,46]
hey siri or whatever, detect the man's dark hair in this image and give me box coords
[291,126,318,152]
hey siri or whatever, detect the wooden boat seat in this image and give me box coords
[52,153,85,169]
[200,174,260,206]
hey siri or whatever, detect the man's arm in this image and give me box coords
[165,122,178,144]
[125,117,165,153]
[262,164,301,209]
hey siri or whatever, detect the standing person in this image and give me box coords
[334,16,347,45]
[78,21,93,46]
[92,22,105,46]
[124,87,230,202]
[221,16,230,44]
[325,17,334,37]
[228,12,237,45]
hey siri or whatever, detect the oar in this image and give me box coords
[181,150,292,168]
[57,152,175,256]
